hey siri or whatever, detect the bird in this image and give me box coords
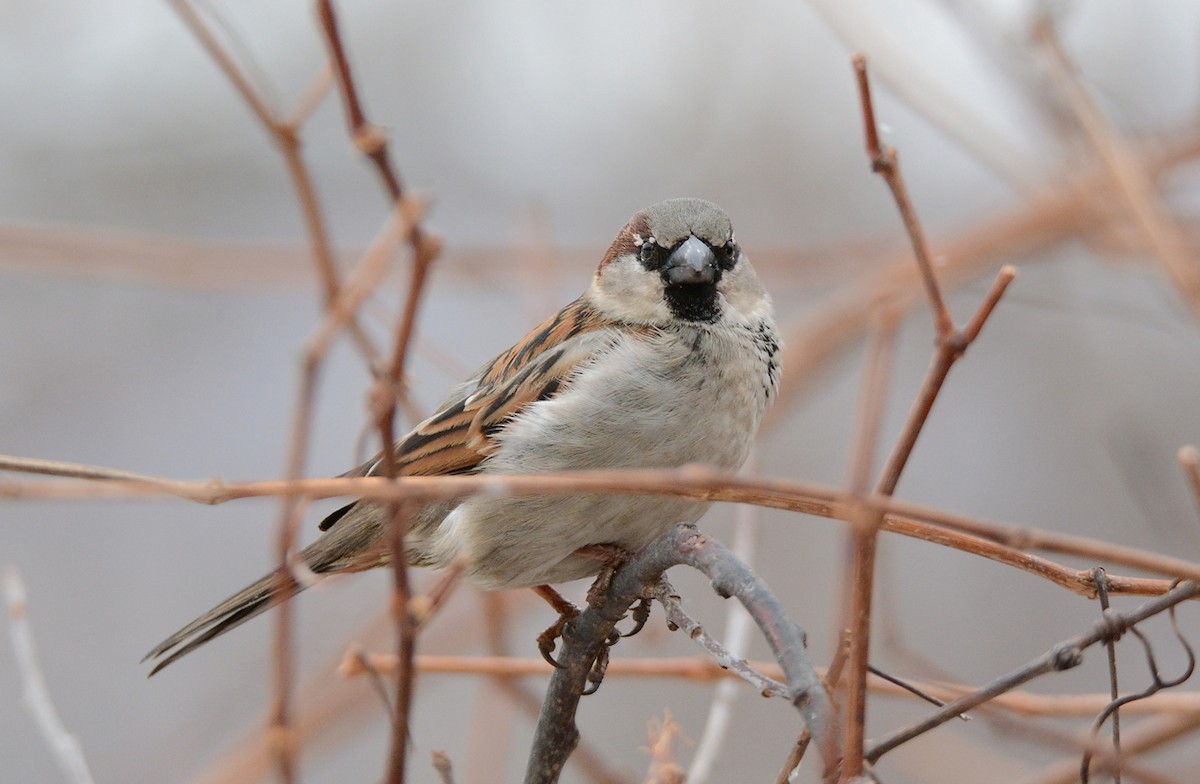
[145,197,780,674]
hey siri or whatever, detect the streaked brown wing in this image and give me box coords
[328,298,618,512]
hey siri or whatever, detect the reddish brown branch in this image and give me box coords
[5,461,1199,592]
[316,0,403,203]
[851,53,953,339]
[841,54,1018,780]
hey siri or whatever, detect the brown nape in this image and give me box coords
[597,210,650,270]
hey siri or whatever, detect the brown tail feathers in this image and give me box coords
[142,567,302,676]
[144,501,383,675]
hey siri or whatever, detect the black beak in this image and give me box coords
[663,235,717,286]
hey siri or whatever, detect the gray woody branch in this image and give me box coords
[523,523,840,784]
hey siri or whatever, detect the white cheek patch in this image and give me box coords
[717,258,773,325]
[591,255,672,324]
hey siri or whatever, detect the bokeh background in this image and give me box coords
[3,1,1200,782]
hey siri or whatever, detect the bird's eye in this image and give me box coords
[718,239,738,271]
[639,239,664,270]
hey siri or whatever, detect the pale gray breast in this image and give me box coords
[426,320,779,589]
[486,323,773,475]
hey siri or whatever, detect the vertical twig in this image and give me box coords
[842,53,1018,780]
[1091,569,1122,783]
[169,4,421,779]
[312,4,442,779]
[384,500,417,784]
[170,0,380,363]
[852,56,953,340]
[316,0,403,202]
[832,310,900,784]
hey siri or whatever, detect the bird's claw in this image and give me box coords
[622,596,652,638]
[537,602,580,669]
[582,630,621,695]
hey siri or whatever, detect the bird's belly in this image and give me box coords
[427,328,771,589]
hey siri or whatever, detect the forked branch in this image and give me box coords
[524,524,839,784]
[840,53,1018,780]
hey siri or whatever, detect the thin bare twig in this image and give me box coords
[170,0,379,363]
[852,54,953,338]
[1032,16,1200,322]
[317,0,403,203]
[1091,569,1123,783]
[168,5,399,776]
[1020,710,1200,784]
[310,5,443,780]
[767,127,1200,418]
[654,581,789,700]
[3,568,95,784]
[865,581,1200,763]
[345,652,1200,717]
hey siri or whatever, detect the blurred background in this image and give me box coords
[3,1,1200,782]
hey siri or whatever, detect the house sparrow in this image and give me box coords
[145,197,780,674]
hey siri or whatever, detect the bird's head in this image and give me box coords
[590,198,771,327]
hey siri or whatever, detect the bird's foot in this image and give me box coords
[533,584,580,669]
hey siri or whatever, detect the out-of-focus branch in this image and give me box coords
[643,713,685,784]
[2,568,95,784]
[686,499,762,784]
[1019,710,1200,784]
[768,128,1200,419]
[1179,446,1200,525]
[431,751,456,784]
[170,0,379,364]
[348,652,1200,717]
[1032,16,1200,322]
